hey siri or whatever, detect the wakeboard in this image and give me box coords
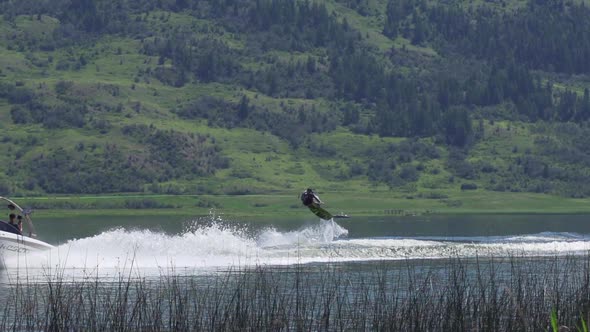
[307,205,350,220]
[307,204,333,220]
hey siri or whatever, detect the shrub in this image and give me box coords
[480,162,497,173]
[0,182,11,195]
[399,165,419,182]
[460,183,478,190]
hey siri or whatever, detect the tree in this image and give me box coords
[443,107,473,147]
[579,88,590,121]
[238,95,251,121]
[383,0,402,39]
[342,102,360,126]
[411,11,428,45]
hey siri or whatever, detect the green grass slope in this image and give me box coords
[1,0,590,213]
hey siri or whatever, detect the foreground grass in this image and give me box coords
[2,256,590,331]
[11,190,590,219]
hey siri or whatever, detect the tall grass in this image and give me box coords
[1,255,590,331]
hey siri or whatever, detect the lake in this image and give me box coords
[1,213,589,330]
[9,213,590,273]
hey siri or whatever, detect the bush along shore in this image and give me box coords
[2,255,590,331]
[12,191,590,219]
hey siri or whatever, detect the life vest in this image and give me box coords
[301,192,314,206]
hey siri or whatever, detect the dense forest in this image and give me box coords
[1,0,590,197]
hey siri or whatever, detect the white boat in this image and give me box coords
[0,196,54,255]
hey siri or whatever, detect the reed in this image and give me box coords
[1,255,590,331]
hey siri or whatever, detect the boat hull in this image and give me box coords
[0,230,54,255]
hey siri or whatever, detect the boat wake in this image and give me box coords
[2,218,590,277]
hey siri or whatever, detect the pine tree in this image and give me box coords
[383,0,402,39]
[582,88,590,121]
[238,95,251,121]
[411,10,428,45]
[443,107,472,147]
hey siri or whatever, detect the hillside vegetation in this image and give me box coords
[1,0,590,200]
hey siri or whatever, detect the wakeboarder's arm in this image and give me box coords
[313,194,324,205]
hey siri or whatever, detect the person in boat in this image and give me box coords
[8,214,22,233]
[8,214,16,227]
[16,215,23,233]
[300,188,323,207]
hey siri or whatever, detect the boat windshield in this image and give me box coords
[0,220,21,235]
[0,196,37,238]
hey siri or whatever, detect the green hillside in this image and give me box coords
[1,0,590,202]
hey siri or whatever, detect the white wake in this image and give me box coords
[2,217,590,279]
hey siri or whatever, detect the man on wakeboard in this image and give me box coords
[301,188,323,207]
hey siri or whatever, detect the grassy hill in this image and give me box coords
[1,0,590,206]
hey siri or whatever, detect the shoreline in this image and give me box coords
[5,191,590,218]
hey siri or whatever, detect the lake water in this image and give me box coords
[1,214,589,330]
[2,213,589,277]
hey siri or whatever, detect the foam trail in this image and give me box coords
[1,219,349,275]
[2,218,590,279]
[257,219,348,247]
